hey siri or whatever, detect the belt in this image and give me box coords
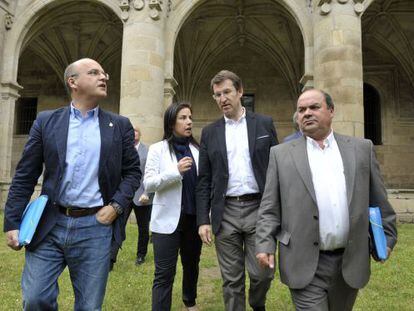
[58,205,103,217]
[225,193,262,202]
[320,248,345,255]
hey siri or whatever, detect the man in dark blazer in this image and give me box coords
[4,58,140,310]
[256,89,397,310]
[196,70,278,311]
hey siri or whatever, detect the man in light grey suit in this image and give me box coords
[256,89,397,310]
[110,127,153,269]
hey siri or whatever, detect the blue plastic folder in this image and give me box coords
[369,206,388,261]
[18,195,48,246]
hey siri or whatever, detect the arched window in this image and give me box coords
[363,83,382,145]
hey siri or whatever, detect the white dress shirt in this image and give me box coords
[306,131,349,250]
[224,108,259,196]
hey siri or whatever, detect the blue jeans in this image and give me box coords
[22,212,113,311]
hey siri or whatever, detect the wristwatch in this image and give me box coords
[110,201,124,215]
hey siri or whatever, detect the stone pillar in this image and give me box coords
[0,82,22,182]
[119,0,168,144]
[313,0,365,137]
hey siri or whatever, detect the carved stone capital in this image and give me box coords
[164,75,177,97]
[119,0,130,21]
[4,13,13,30]
[1,81,23,99]
[317,0,365,16]
[132,0,145,10]
[353,0,364,15]
[121,0,168,21]
[149,0,163,21]
[318,0,332,15]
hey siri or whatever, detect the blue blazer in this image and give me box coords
[3,106,141,250]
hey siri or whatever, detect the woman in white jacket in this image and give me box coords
[144,102,202,311]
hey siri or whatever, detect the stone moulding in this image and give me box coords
[164,75,177,97]
[119,0,168,21]
[317,0,365,16]
[148,0,163,21]
[119,0,130,21]
[133,0,145,10]
[4,13,13,30]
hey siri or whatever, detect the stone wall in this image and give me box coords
[388,189,414,223]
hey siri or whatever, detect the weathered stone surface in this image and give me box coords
[0,0,412,210]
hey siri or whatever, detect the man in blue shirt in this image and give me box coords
[4,58,141,310]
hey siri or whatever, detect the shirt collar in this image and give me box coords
[70,102,99,120]
[224,107,246,124]
[306,130,334,149]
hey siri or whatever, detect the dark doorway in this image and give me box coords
[363,83,382,145]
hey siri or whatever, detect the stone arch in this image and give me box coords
[363,0,376,12]
[167,0,309,141]
[362,0,414,188]
[1,0,122,84]
[5,0,123,175]
[164,0,313,80]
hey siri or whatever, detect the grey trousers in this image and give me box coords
[215,198,274,311]
[290,251,359,311]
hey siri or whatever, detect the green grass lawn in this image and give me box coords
[1,215,413,310]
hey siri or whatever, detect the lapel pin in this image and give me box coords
[109,122,113,127]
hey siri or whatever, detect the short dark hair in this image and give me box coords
[322,91,334,109]
[163,102,199,150]
[210,70,243,92]
[300,88,334,110]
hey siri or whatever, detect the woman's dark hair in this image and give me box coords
[163,102,199,150]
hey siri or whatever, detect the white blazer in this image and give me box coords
[143,140,199,234]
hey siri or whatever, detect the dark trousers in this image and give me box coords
[152,213,202,311]
[110,203,152,263]
[134,204,152,257]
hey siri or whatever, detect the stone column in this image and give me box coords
[0,82,22,182]
[313,0,365,137]
[119,0,169,144]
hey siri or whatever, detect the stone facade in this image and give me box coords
[0,0,412,220]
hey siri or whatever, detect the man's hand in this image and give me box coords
[6,230,22,251]
[381,247,393,263]
[96,205,118,225]
[256,252,275,269]
[199,224,212,246]
[138,194,150,205]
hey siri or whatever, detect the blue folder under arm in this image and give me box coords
[18,195,48,246]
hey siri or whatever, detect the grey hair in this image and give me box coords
[63,62,78,95]
[292,111,299,131]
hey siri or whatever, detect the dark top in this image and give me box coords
[172,136,197,215]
